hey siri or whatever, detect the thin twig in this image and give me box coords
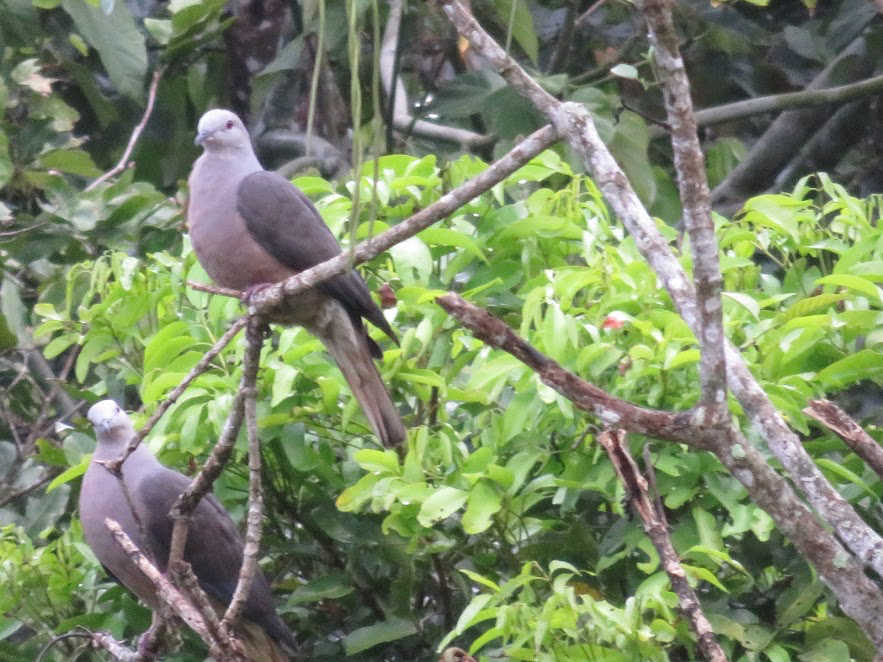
[85,68,166,192]
[186,280,242,298]
[598,430,728,662]
[169,560,237,652]
[575,0,607,28]
[106,316,247,471]
[804,399,883,482]
[223,318,267,625]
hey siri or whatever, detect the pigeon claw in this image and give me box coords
[241,282,273,304]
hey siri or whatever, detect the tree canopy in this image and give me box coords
[2,1,883,661]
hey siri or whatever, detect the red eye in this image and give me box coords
[226,120,234,129]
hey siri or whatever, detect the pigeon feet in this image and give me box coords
[241,282,273,304]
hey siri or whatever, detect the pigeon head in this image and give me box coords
[195,109,250,150]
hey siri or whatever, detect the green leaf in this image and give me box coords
[390,237,433,286]
[610,63,639,80]
[38,149,101,177]
[779,293,844,322]
[815,458,876,498]
[417,486,468,527]
[288,574,353,605]
[353,449,400,475]
[461,480,502,534]
[488,0,539,62]
[815,274,883,304]
[47,455,91,492]
[342,617,417,655]
[815,349,883,388]
[61,0,147,99]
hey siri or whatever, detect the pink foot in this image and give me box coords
[241,282,273,304]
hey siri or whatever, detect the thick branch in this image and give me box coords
[804,399,883,481]
[223,318,266,626]
[638,0,726,419]
[598,430,728,662]
[435,0,883,587]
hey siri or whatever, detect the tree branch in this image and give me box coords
[638,0,726,420]
[649,72,883,139]
[85,67,165,192]
[222,318,267,626]
[437,293,703,445]
[435,0,883,590]
[598,429,728,662]
[804,399,883,482]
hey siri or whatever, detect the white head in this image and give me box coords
[87,400,134,440]
[195,109,250,150]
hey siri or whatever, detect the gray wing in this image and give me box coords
[236,170,397,350]
[136,467,296,650]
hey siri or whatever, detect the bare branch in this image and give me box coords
[649,72,883,139]
[638,0,726,419]
[104,518,246,660]
[86,68,165,192]
[223,318,267,625]
[434,0,883,587]
[186,280,241,298]
[169,560,236,651]
[598,430,728,662]
[381,0,494,148]
[804,399,883,482]
[168,390,246,563]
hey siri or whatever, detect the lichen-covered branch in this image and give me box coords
[638,0,726,420]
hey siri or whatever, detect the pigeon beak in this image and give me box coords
[195,130,212,146]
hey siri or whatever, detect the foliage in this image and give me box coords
[2,0,883,661]
[5,148,879,660]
